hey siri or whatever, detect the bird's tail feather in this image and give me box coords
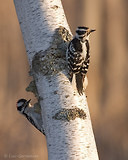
[75,73,84,95]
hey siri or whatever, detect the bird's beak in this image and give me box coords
[89,29,96,34]
[27,99,31,104]
[24,99,31,108]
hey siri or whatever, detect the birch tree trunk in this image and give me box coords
[14,0,99,159]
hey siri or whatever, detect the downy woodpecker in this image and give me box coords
[16,99,45,135]
[66,26,95,95]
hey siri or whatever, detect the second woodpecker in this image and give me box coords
[66,26,95,95]
[16,99,45,135]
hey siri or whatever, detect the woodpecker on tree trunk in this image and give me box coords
[66,26,95,95]
[16,99,45,135]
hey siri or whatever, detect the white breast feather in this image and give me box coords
[81,42,87,60]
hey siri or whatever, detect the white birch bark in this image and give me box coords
[14,0,99,159]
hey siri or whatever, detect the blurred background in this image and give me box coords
[0,0,128,159]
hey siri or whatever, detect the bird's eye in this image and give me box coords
[76,30,86,35]
[17,105,23,111]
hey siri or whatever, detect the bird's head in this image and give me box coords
[75,26,96,42]
[16,99,31,113]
